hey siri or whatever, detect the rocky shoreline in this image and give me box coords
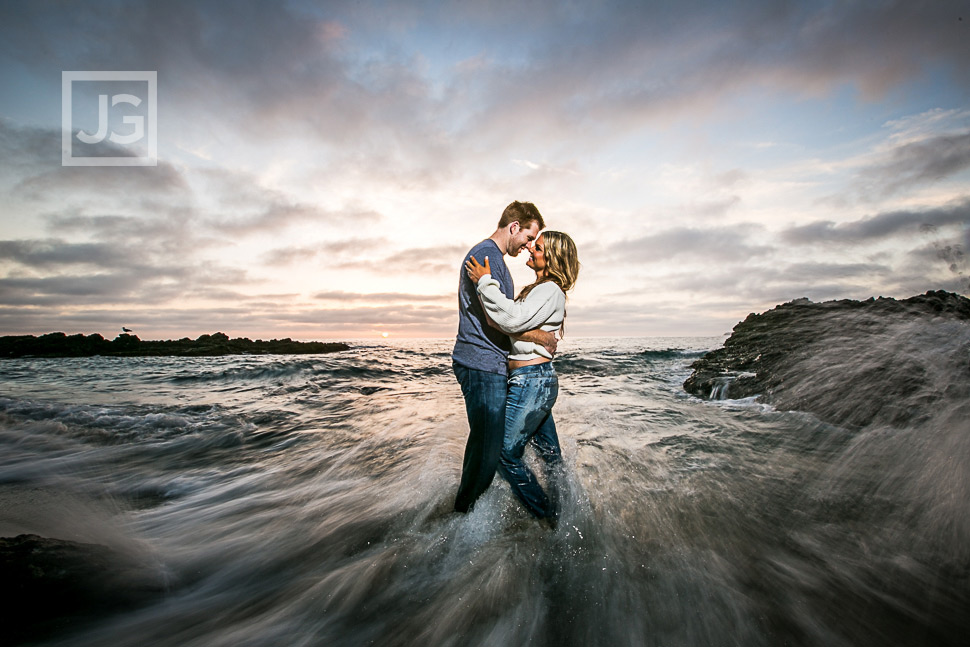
[683,290,970,428]
[0,331,349,358]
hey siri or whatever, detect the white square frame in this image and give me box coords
[62,71,157,167]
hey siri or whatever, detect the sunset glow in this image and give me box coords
[0,1,968,340]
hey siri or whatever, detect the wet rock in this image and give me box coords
[684,290,970,428]
[0,534,167,644]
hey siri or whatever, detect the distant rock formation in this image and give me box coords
[0,331,350,358]
[0,534,167,644]
[684,290,970,428]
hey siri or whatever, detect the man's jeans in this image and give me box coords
[499,363,563,519]
[453,361,508,513]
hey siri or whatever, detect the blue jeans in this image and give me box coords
[499,363,563,519]
[453,361,508,513]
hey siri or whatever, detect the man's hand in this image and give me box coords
[516,328,557,356]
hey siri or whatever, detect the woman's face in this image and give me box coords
[526,234,546,273]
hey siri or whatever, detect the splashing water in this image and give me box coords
[1,337,967,646]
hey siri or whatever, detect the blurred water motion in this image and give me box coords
[1,337,966,646]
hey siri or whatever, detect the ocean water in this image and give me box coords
[0,337,967,647]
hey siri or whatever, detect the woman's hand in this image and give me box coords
[465,256,491,283]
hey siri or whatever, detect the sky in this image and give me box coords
[0,0,968,340]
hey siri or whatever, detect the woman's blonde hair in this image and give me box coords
[517,230,580,335]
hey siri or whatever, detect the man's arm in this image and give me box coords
[513,328,557,357]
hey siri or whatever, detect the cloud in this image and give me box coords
[713,169,748,188]
[333,244,466,275]
[276,303,452,323]
[0,114,456,334]
[854,131,970,200]
[262,237,389,267]
[607,225,771,264]
[782,199,970,245]
[0,239,136,269]
[0,216,250,314]
[0,121,188,203]
[0,119,60,180]
[0,300,458,339]
[0,192,253,309]
[0,273,163,306]
[437,0,970,153]
[647,262,887,307]
[901,233,970,292]
[46,211,198,255]
[0,122,383,319]
[6,0,967,179]
[907,239,966,268]
[779,261,891,281]
[193,169,384,234]
[566,298,750,337]
[208,199,347,235]
[0,258,252,308]
[262,247,320,267]
[313,290,449,302]
[2,1,969,338]
[0,304,264,338]
[0,0,467,189]
[812,109,970,206]
[680,196,742,220]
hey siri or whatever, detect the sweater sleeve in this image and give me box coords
[476,276,563,334]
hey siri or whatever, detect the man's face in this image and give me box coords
[507,221,541,257]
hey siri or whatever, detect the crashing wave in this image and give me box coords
[684,290,970,428]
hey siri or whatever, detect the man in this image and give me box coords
[452,201,557,513]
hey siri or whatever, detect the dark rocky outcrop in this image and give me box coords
[0,534,167,644]
[0,331,349,358]
[684,290,970,428]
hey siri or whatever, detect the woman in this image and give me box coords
[465,230,580,522]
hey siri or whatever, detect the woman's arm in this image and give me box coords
[466,260,557,354]
[476,276,562,334]
[465,256,563,339]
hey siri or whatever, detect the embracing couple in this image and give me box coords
[451,201,580,524]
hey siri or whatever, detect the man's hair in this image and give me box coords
[497,201,545,231]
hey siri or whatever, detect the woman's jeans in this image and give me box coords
[499,363,563,519]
